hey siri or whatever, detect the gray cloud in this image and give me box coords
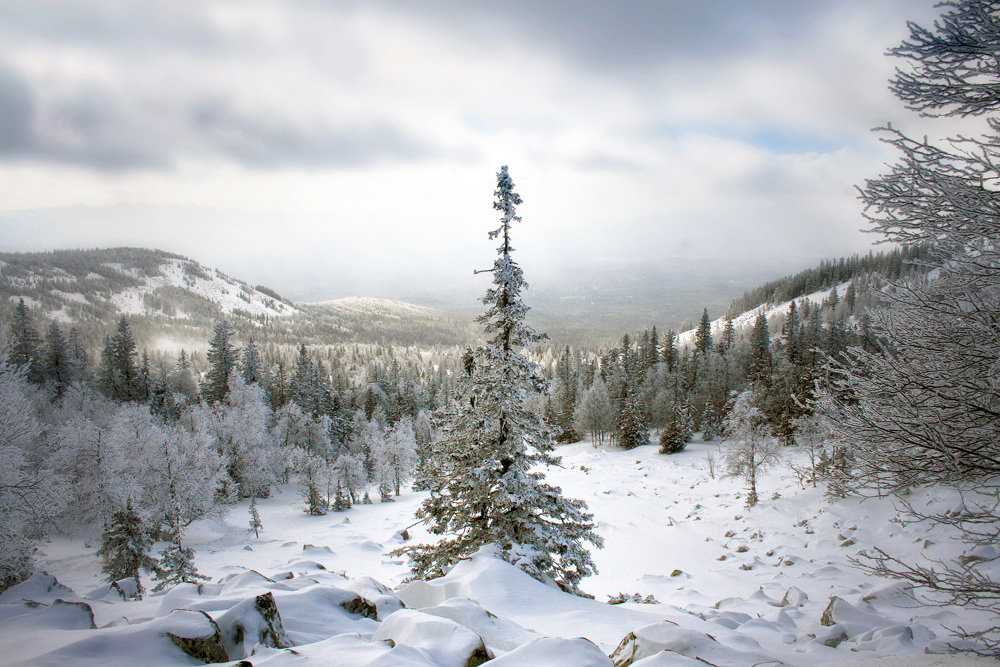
[191,102,428,168]
[0,63,34,153]
[0,1,227,55]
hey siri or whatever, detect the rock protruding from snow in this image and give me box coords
[341,576,405,620]
[216,591,291,659]
[0,598,96,632]
[608,620,773,666]
[489,637,612,666]
[18,608,229,666]
[0,571,76,604]
[166,609,229,663]
[372,608,492,666]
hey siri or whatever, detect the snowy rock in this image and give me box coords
[419,596,539,652]
[264,583,380,645]
[861,581,922,609]
[302,544,334,555]
[0,571,76,604]
[609,620,773,666]
[372,608,492,666]
[489,637,611,666]
[248,631,435,666]
[157,581,220,616]
[775,586,809,608]
[820,596,886,629]
[220,569,277,594]
[17,608,228,666]
[284,559,329,573]
[341,576,405,620]
[166,610,230,663]
[629,654,704,666]
[0,598,96,631]
[215,591,291,659]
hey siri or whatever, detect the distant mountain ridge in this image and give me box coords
[0,248,477,353]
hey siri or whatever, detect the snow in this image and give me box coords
[9,439,995,665]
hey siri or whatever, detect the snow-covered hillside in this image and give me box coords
[0,248,296,325]
[12,439,992,666]
[102,258,296,319]
[677,282,853,348]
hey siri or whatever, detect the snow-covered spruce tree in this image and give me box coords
[722,390,780,508]
[658,399,691,454]
[614,379,649,449]
[98,499,159,597]
[397,166,602,594]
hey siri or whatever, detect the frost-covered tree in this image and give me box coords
[573,377,614,446]
[193,374,277,499]
[169,350,199,403]
[722,391,780,508]
[825,2,1000,653]
[0,355,60,590]
[295,449,327,515]
[145,420,222,530]
[54,403,124,531]
[331,451,367,505]
[372,417,418,497]
[399,166,602,594]
[411,408,436,489]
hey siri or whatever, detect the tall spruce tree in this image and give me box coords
[748,313,772,384]
[41,321,72,398]
[9,299,42,383]
[694,308,713,357]
[97,316,145,402]
[201,319,237,404]
[398,166,602,594]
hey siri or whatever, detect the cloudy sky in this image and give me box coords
[0,0,972,303]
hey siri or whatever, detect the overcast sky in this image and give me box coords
[0,0,974,302]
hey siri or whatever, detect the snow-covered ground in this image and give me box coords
[4,439,994,665]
